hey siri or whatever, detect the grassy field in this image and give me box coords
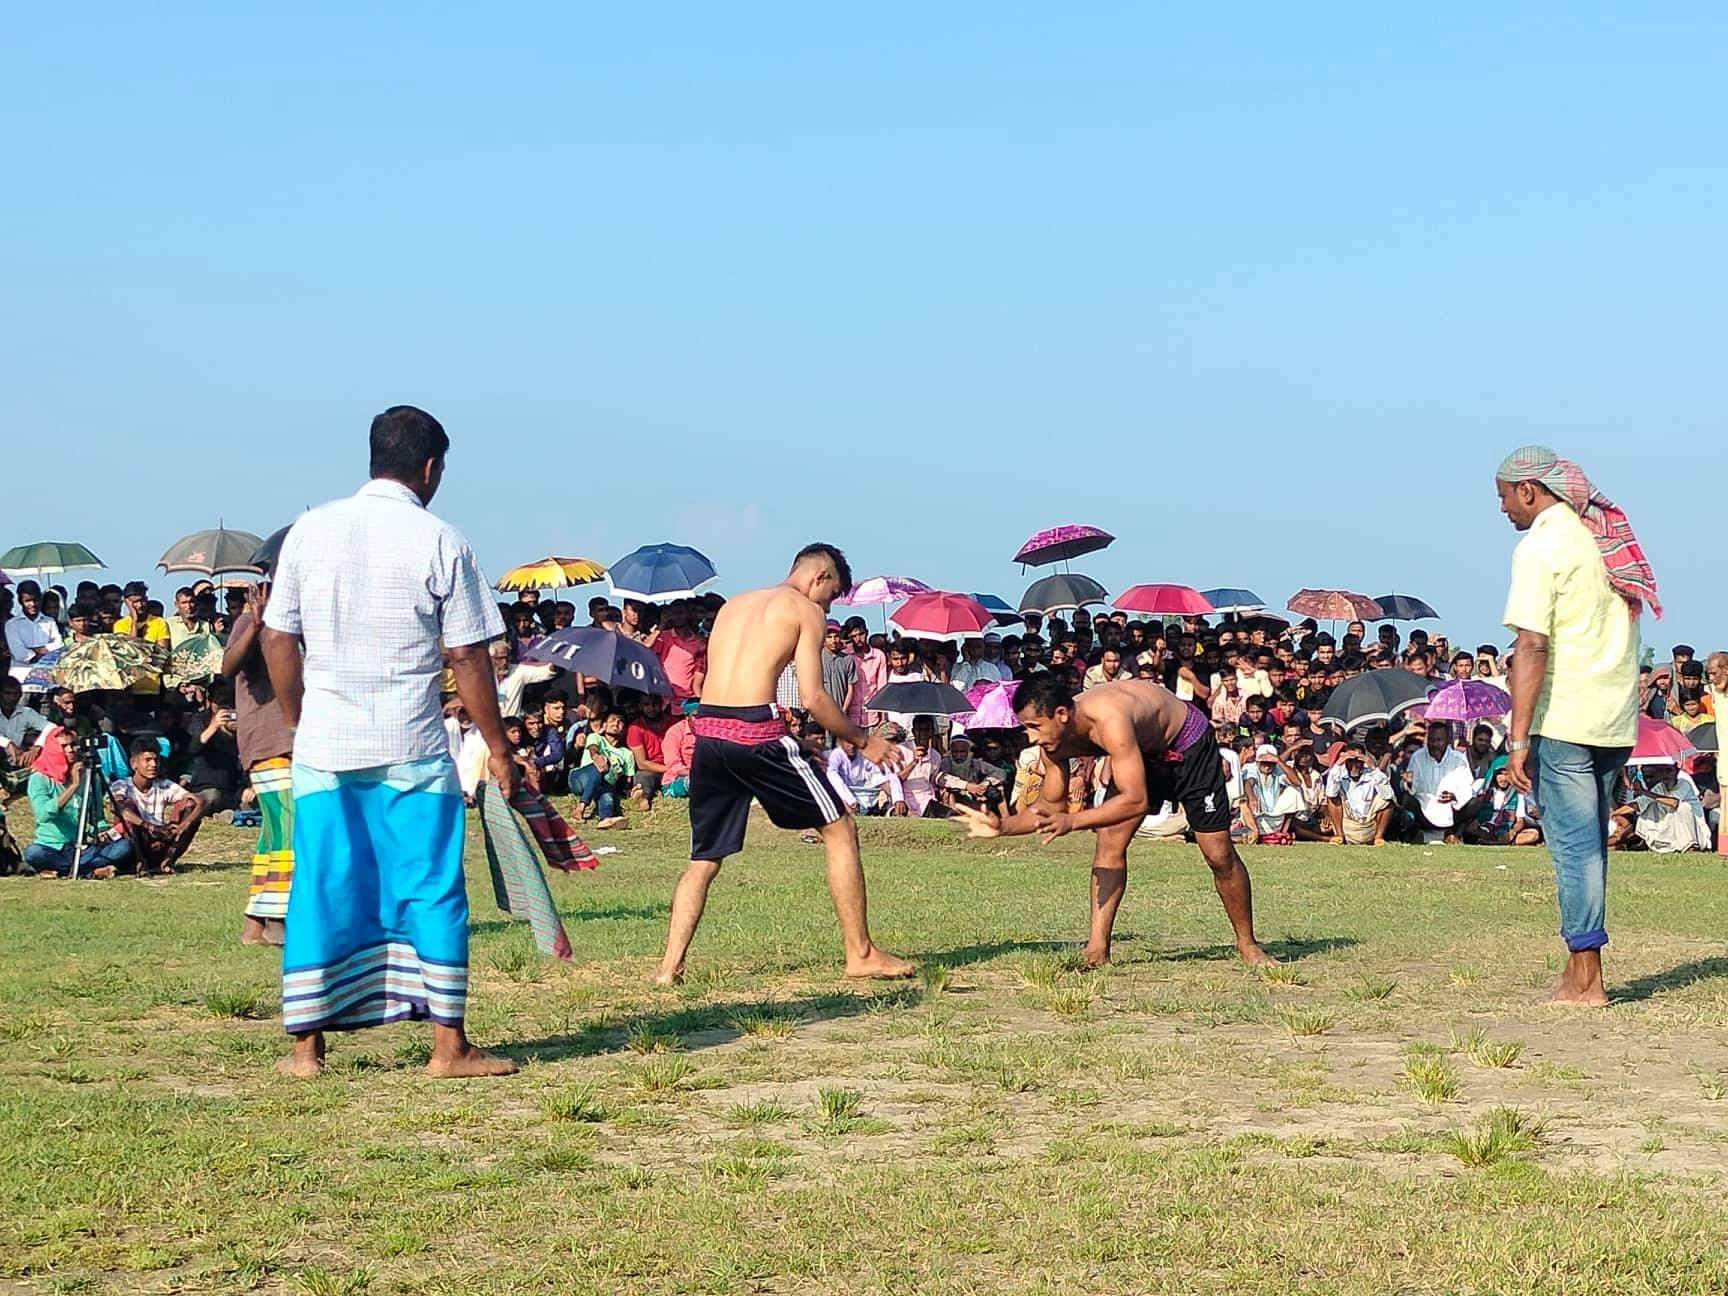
[6,797,1728,1295]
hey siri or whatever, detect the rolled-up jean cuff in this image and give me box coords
[1565,928,1608,953]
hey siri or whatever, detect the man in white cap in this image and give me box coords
[1240,744,1304,845]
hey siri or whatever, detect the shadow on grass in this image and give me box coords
[926,939,1076,970]
[471,902,669,937]
[1614,955,1728,1004]
[1162,935,1360,963]
[504,986,924,1064]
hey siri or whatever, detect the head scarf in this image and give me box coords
[32,724,72,783]
[1496,445,1661,618]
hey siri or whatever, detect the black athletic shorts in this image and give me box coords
[1112,719,1233,836]
[688,704,847,860]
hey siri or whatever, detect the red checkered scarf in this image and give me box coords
[1496,445,1661,619]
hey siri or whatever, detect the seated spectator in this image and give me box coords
[898,718,946,817]
[24,726,133,878]
[1630,763,1712,853]
[1285,742,1332,841]
[1460,757,1540,846]
[1236,695,1276,743]
[1325,748,1394,846]
[826,736,906,816]
[1670,688,1710,733]
[661,700,698,797]
[1241,744,1303,844]
[0,675,49,795]
[109,736,206,874]
[1464,724,1502,781]
[1692,752,1719,849]
[625,692,672,808]
[936,732,1005,812]
[1398,721,1474,844]
[571,710,634,829]
[501,716,539,793]
[181,682,244,814]
[532,697,568,793]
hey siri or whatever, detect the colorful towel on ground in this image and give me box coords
[244,757,294,920]
[476,782,575,960]
[280,757,468,1034]
[1496,444,1661,618]
[509,786,597,872]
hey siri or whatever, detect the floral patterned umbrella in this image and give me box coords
[1424,680,1511,723]
[51,634,169,693]
[1287,589,1384,622]
[165,632,226,687]
[836,575,931,607]
[1013,524,1114,568]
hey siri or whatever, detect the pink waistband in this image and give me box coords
[691,714,789,745]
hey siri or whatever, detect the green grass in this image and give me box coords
[6,800,1728,1292]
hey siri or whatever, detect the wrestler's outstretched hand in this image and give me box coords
[1029,803,1074,844]
[952,802,1003,839]
[862,733,902,771]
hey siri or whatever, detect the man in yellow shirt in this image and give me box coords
[113,581,171,696]
[1497,446,1655,1008]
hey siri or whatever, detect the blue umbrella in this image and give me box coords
[969,593,1023,627]
[523,628,673,696]
[1200,587,1265,615]
[608,543,718,603]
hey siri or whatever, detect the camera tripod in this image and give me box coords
[67,731,118,880]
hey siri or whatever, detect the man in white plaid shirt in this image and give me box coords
[262,405,519,1079]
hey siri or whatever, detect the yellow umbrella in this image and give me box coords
[495,556,607,593]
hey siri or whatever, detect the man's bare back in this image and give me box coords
[1046,680,1190,762]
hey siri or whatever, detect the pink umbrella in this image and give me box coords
[890,592,992,640]
[836,575,931,607]
[960,680,1022,729]
[1627,716,1698,767]
[1014,524,1115,568]
[1114,583,1215,616]
[1287,589,1384,622]
[1424,679,1511,723]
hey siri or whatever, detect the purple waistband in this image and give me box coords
[1170,703,1209,757]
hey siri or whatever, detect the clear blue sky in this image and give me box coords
[4,6,1721,654]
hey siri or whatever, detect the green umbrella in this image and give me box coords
[158,525,266,576]
[164,633,226,687]
[52,635,170,693]
[0,541,104,575]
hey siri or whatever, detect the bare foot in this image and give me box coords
[1548,980,1610,1007]
[652,966,684,987]
[90,866,118,880]
[264,919,286,947]
[276,1035,326,1078]
[845,948,915,979]
[241,916,268,946]
[1080,944,1111,969]
[1237,941,1279,968]
[425,1045,519,1078]
[597,817,626,830]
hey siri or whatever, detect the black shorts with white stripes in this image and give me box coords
[688,705,847,861]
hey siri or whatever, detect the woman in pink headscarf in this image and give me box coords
[23,725,133,878]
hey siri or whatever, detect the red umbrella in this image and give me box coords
[1627,716,1698,767]
[889,592,993,640]
[1114,584,1215,616]
[1287,589,1384,622]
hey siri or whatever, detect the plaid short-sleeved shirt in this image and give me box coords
[265,478,504,771]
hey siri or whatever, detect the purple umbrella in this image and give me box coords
[1424,679,1512,723]
[1013,524,1115,568]
[959,679,1022,730]
[836,575,931,607]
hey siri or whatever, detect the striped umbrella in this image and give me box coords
[496,556,608,593]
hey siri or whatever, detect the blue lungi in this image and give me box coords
[281,756,468,1034]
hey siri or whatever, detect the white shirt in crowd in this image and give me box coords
[1405,745,1472,803]
[1635,772,1712,854]
[1325,762,1393,819]
[952,657,1008,694]
[0,700,50,756]
[265,477,504,772]
[825,746,905,812]
[1219,747,1243,803]
[5,612,62,684]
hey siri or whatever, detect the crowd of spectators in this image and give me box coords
[3,573,1720,874]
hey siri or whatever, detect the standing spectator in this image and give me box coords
[1081,647,1132,691]
[261,404,517,1079]
[114,581,170,699]
[168,586,212,648]
[652,601,708,703]
[6,580,62,699]
[224,578,296,947]
[1497,445,1652,1007]
[819,623,857,731]
[532,697,568,793]
[953,637,1005,693]
[843,618,887,729]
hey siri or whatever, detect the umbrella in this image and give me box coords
[523,628,673,696]
[959,679,1023,729]
[836,575,931,607]
[22,647,62,691]
[51,635,169,693]
[865,680,975,716]
[164,633,226,686]
[1689,722,1717,754]
[969,594,1024,627]
[250,525,292,573]
[1423,679,1511,723]
[1627,716,1698,767]
[1373,593,1439,621]
[1288,589,1384,622]
[609,543,718,604]
[1020,573,1109,615]
[1200,587,1265,615]
[496,556,607,593]
[1114,584,1215,616]
[158,525,266,576]
[890,592,993,641]
[0,541,104,575]
[1235,613,1291,635]
[1320,669,1432,730]
[1013,524,1115,568]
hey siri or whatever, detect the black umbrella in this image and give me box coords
[866,680,975,716]
[1019,573,1108,615]
[1372,593,1439,621]
[524,628,673,696]
[1320,669,1433,730]
[158,525,266,576]
[1690,722,1717,754]
[250,525,292,574]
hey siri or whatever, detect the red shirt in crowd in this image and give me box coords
[653,631,707,701]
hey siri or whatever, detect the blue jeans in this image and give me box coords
[569,763,620,819]
[24,838,135,877]
[1529,736,1631,952]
